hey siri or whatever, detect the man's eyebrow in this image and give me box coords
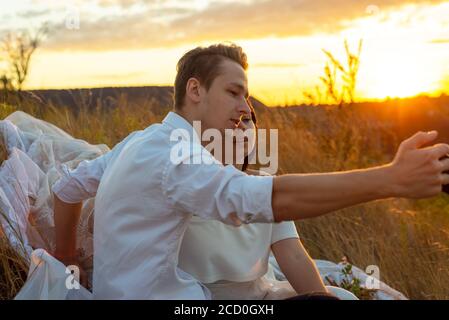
[229,82,249,98]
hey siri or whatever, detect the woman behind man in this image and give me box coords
[179,107,356,300]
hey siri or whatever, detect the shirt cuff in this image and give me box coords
[52,164,85,204]
[238,174,275,224]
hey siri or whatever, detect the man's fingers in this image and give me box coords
[440,156,449,172]
[430,144,449,160]
[401,130,438,150]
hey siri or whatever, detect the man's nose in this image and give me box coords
[237,99,251,117]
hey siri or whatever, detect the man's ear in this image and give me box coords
[185,77,202,104]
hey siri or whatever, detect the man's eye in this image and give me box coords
[228,90,238,96]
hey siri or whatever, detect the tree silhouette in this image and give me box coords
[1,24,47,92]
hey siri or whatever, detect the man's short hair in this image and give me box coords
[173,43,248,110]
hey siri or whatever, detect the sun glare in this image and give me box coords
[360,55,440,100]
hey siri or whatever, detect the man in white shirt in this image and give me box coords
[53,43,449,299]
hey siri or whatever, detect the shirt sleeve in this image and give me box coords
[271,221,299,245]
[162,142,274,226]
[52,130,140,203]
[52,155,108,203]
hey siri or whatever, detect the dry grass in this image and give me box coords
[0,234,28,300]
[1,93,449,299]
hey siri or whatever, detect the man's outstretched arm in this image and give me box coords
[272,131,449,222]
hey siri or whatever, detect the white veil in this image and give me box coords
[0,111,109,284]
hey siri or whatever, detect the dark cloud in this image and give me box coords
[41,0,447,51]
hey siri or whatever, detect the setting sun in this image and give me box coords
[359,51,442,100]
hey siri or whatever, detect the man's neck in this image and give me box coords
[174,110,209,148]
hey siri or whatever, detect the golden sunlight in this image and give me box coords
[358,52,442,100]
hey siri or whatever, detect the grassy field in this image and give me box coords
[1,91,449,299]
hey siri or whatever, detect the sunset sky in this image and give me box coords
[1,0,449,105]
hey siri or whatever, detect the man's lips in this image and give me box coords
[230,118,241,128]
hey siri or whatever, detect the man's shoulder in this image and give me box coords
[125,122,166,144]
[118,122,175,158]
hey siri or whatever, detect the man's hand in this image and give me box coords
[388,131,449,199]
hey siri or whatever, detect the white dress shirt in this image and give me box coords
[52,112,274,299]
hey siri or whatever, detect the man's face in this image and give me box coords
[197,59,251,133]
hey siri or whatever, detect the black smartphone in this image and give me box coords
[442,155,449,194]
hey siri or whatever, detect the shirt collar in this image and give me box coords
[162,111,202,144]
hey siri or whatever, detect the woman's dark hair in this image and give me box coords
[242,105,257,172]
